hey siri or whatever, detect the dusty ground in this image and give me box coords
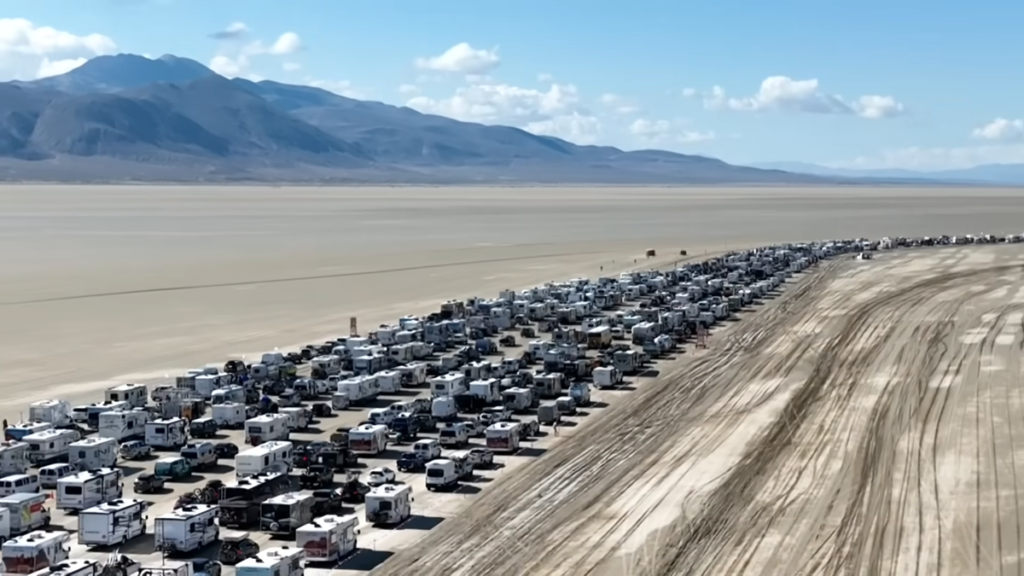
[376,244,1024,576]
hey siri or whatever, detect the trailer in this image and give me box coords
[485,422,521,453]
[0,442,29,476]
[297,514,359,563]
[259,492,316,536]
[154,504,219,555]
[56,468,123,512]
[97,410,149,442]
[347,425,388,455]
[235,441,293,478]
[212,403,247,429]
[68,437,118,471]
[2,531,69,574]
[27,401,73,429]
[23,430,79,466]
[144,418,188,450]
[236,548,304,576]
[364,484,412,526]
[104,384,148,409]
[244,414,290,446]
[0,493,51,536]
[77,499,148,547]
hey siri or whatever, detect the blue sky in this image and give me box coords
[4,0,1024,170]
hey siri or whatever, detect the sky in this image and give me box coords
[2,0,1024,171]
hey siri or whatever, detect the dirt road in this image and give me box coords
[376,244,1024,576]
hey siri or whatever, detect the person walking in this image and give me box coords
[552,422,559,437]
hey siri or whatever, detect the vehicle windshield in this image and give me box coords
[426,469,444,477]
[261,503,291,521]
[154,462,177,475]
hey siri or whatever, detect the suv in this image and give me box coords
[119,441,151,461]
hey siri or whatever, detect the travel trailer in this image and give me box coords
[296,514,359,563]
[144,418,188,450]
[97,410,149,442]
[235,548,305,576]
[77,499,148,547]
[23,430,79,466]
[56,468,123,512]
[1,531,69,574]
[68,437,118,471]
[153,504,219,554]
[244,414,290,446]
[104,384,148,409]
[235,441,293,478]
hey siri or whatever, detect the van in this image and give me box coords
[38,464,75,489]
[424,459,459,491]
[412,439,441,460]
[0,474,39,496]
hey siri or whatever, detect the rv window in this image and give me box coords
[154,427,165,434]
[78,451,86,458]
[112,517,120,526]
[189,523,196,533]
[378,501,393,511]
[110,394,119,401]
[207,517,215,526]
[64,486,83,495]
[263,456,269,467]
[127,422,134,430]
[48,442,54,449]
[132,511,141,521]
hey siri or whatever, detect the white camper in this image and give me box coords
[77,499,148,547]
[278,408,309,432]
[364,484,412,526]
[296,514,359,563]
[153,504,219,554]
[144,418,188,450]
[347,425,388,455]
[430,374,467,398]
[5,422,52,443]
[26,559,101,576]
[68,437,118,471]
[97,410,149,442]
[485,422,522,453]
[236,548,305,576]
[259,492,316,536]
[244,414,290,446]
[27,401,72,429]
[0,442,29,476]
[104,384,148,409]
[210,386,245,405]
[23,430,79,466]
[235,441,293,478]
[211,403,248,429]
[1,531,69,574]
[56,468,122,512]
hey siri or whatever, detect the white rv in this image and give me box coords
[25,559,101,576]
[1,531,69,574]
[278,407,309,432]
[364,484,412,526]
[56,468,122,512]
[27,401,73,428]
[210,385,246,405]
[4,422,52,443]
[104,384,148,409]
[296,514,359,563]
[244,414,290,446]
[77,499,148,547]
[144,418,188,450]
[211,403,248,428]
[68,437,118,471]
[347,424,388,455]
[0,442,29,476]
[97,410,149,442]
[153,504,219,555]
[23,430,79,466]
[259,492,316,536]
[235,441,293,478]
[236,548,305,576]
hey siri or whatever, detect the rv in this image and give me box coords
[27,401,73,429]
[424,459,460,491]
[97,410,149,442]
[1,531,69,574]
[210,385,246,405]
[154,504,219,555]
[347,425,388,455]
[592,366,623,389]
[364,484,412,526]
[56,468,123,512]
[180,442,217,471]
[430,374,467,398]
[235,441,293,478]
[485,422,522,453]
[278,407,309,432]
[0,493,51,535]
[68,437,118,471]
[259,492,316,536]
[244,414,290,446]
[144,418,188,450]
[25,559,103,576]
[296,514,359,563]
[217,471,291,529]
[77,499,148,547]
[236,548,305,576]
[23,430,79,466]
[5,422,52,443]
[211,403,248,429]
[0,442,29,476]
[104,384,148,409]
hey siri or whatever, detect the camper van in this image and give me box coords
[296,514,359,563]
[97,410,149,442]
[212,403,248,429]
[77,499,148,547]
[235,441,293,478]
[244,414,290,446]
[364,484,412,526]
[68,437,118,470]
[1,531,69,574]
[38,464,74,490]
[23,430,79,466]
[154,504,219,554]
[56,468,123,512]
[144,418,188,450]
[104,384,148,409]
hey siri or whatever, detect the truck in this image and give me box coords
[347,425,388,455]
[56,468,123,512]
[0,493,51,536]
[68,437,118,470]
[296,514,359,564]
[364,484,412,526]
[144,418,188,450]
[260,492,316,536]
[612,350,643,375]
[77,498,148,547]
[97,410,149,442]
[244,414,290,446]
[154,504,220,555]
[1,531,69,574]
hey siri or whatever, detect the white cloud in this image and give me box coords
[972,118,1024,141]
[209,54,247,77]
[414,42,500,75]
[681,87,698,98]
[0,18,116,80]
[598,93,640,115]
[398,84,421,95]
[699,76,905,119]
[282,62,301,72]
[406,80,601,144]
[307,79,366,99]
[209,22,248,41]
[629,118,715,145]
[266,32,302,55]
[838,145,1024,171]
[36,56,86,78]
[208,30,302,77]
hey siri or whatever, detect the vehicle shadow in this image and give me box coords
[338,549,394,571]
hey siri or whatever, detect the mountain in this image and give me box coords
[752,161,1024,185]
[0,53,834,184]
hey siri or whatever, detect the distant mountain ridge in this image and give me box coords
[752,161,1024,185]
[0,53,838,183]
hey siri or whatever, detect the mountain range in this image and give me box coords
[752,161,1024,185]
[0,53,846,184]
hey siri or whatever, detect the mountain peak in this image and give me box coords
[27,53,214,94]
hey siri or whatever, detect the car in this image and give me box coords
[133,473,166,494]
[119,440,151,461]
[396,453,428,473]
[482,406,511,422]
[213,442,239,459]
[366,467,396,486]
[467,447,495,468]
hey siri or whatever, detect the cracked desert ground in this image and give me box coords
[6,185,1024,575]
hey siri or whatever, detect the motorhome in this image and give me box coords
[180,442,217,471]
[5,422,52,443]
[244,414,290,446]
[296,514,359,563]
[259,492,316,536]
[425,459,460,491]
[485,422,522,453]
[154,504,219,554]
[236,548,305,576]
[23,430,79,466]
[56,468,123,512]
[104,384,148,409]
[364,484,412,526]
[68,437,118,471]
[0,493,50,536]
[593,366,623,389]
[278,407,309,432]
[144,418,188,450]
[77,499,148,547]
[210,385,245,405]
[97,410,149,442]
[77,402,130,429]
[0,442,29,476]
[2,531,69,574]
[25,559,104,576]
[27,401,73,429]
[347,425,388,455]
[235,441,293,478]
[217,471,290,529]
[212,403,248,429]
[430,374,467,398]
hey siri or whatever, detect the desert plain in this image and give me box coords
[5,185,1024,575]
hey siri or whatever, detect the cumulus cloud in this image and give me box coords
[398,84,420,95]
[972,118,1024,141]
[414,43,500,75]
[629,118,715,145]
[208,22,248,41]
[0,18,116,80]
[406,81,601,144]
[598,93,640,115]
[208,30,303,78]
[690,76,905,119]
[209,54,248,77]
[266,32,302,55]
